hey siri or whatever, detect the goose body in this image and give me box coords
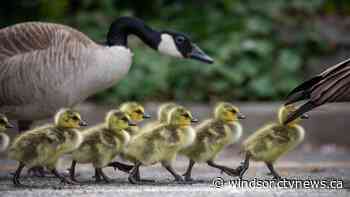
[0,17,212,127]
[0,22,132,120]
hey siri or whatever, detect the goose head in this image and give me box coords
[158,102,180,123]
[214,102,245,123]
[278,105,309,126]
[119,102,151,122]
[167,106,198,128]
[0,114,13,132]
[54,108,87,129]
[106,110,136,131]
[106,17,213,64]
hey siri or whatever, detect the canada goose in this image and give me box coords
[181,102,245,181]
[236,105,308,180]
[69,110,133,183]
[0,16,212,176]
[125,106,197,184]
[8,108,87,186]
[0,16,213,132]
[0,114,13,152]
[285,58,350,124]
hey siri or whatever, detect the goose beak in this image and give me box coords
[189,44,214,64]
[237,113,246,120]
[191,118,199,123]
[5,122,14,129]
[143,113,151,119]
[128,121,137,126]
[79,120,88,127]
[301,114,309,119]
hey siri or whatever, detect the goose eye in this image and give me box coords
[175,36,185,44]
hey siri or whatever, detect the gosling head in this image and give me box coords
[106,110,136,131]
[158,102,180,123]
[0,114,13,132]
[278,105,309,126]
[54,108,87,129]
[119,102,151,123]
[167,106,198,128]
[214,102,246,123]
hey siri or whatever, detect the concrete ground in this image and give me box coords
[1,102,350,196]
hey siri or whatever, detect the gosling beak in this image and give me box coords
[79,120,88,127]
[5,122,14,129]
[191,118,199,123]
[237,113,246,120]
[142,113,151,119]
[128,121,137,126]
[300,113,309,119]
[189,44,214,64]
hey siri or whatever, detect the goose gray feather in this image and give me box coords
[0,22,133,120]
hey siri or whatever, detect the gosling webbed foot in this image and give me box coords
[95,168,112,183]
[27,166,48,177]
[108,161,134,173]
[51,168,77,185]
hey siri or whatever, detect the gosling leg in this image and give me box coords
[183,159,196,182]
[95,168,111,183]
[207,160,238,177]
[51,168,76,185]
[265,162,281,180]
[161,161,184,182]
[236,153,250,179]
[68,160,78,182]
[107,161,133,173]
[13,162,25,186]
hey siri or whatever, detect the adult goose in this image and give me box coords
[284,58,350,124]
[0,16,213,132]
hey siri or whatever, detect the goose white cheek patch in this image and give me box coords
[158,34,183,58]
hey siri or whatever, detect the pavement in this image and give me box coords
[0,102,350,196]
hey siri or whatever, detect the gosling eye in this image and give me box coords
[175,36,185,44]
[121,117,129,122]
[135,109,143,114]
[182,113,190,118]
[71,116,80,121]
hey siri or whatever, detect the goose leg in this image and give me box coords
[161,162,184,182]
[183,159,195,182]
[107,161,133,173]
[236,153,250,179]
[265,162,281,180]
[51,168,76,185]
[13,162,25,186]
[207,160,239,177]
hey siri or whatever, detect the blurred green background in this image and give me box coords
[1,0,349,103]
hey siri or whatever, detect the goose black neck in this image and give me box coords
[106,17,161,49]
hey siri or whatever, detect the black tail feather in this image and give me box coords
[284,101,317,124]
[285,76,323,105]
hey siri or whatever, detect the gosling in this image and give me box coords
[69,110,133,183]
[142,102,180,131]
[9,108,87,186]
[236,105,308,180]
[181,102,245,181]
[125,106,197,184]
[0,114,14,152]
